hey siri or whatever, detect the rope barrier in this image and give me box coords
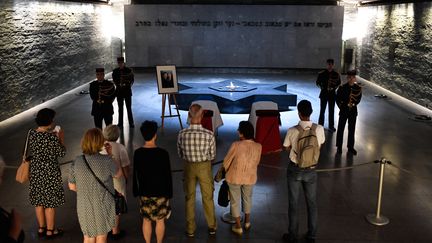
[316,161,375,172]
[258,161,376,172]
[387,162,432,181]
[5,157,431,182]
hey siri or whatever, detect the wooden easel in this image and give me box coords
[160,93,183,130]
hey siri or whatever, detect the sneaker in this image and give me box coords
[348,148,358,155]
[231,226,243,235]
[244,222,251,231]
[185,231,194,237]
[208,227,216,235]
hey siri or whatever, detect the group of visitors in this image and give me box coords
[6,107,167,243]
[1,57,363,243]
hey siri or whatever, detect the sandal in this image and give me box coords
[38,226,46,238]
[46,228,64,239]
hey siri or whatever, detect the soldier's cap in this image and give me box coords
[96,68,105,73]
[117,57,125,62]
[347,70,357,76]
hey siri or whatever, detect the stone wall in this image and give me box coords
[0,0,117,121]
[355,2,432,108]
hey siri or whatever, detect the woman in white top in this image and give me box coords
[103,125,130,240]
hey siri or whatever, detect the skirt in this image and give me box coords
[139,196,171,221]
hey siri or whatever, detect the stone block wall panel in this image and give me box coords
[355,2,432,108]
[0,0,115,121]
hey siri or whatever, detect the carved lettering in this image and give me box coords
[190,19,211,27]
[134,19,334,29]
[212,21,223,28]
[265,21,283,27]
[155,19,168,26]
[241,21,263,27]
[135,21,152,26]
[317,22,332,28]
[171,21,188,26]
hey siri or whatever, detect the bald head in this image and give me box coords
[189,104,203,124]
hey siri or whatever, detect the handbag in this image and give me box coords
[217,180,230,207]
[82,155,128,215]
[216,159,232,207]
[16,130,32,184]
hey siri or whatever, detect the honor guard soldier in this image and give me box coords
[90,68,116,129]
[336,70,362,155]
[316,59,341,132]
[112,57,135,128]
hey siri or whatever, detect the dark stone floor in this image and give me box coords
[1,71,432,243]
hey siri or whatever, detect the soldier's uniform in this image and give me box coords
[112,57,134,127]
[336,81,362,151]
[316,69,341,130]
[90,68,116,129]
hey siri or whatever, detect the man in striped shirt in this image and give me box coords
[177,104,217,237]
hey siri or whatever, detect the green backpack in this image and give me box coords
[294,124,320,168]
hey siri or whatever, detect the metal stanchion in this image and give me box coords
[221,211,236,224]
[221,210,242,224]
[366,157,390,226]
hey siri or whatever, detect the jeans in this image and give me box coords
[287,162,317,239]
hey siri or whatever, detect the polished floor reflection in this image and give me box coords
[1,70,432,243]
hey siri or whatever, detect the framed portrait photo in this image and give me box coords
[156,65,178,94]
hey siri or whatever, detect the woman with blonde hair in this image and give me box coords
[103,125,130,239]
[69,128,120,243]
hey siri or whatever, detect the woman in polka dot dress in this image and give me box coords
[28,108,66,239]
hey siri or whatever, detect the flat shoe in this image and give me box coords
[38,226,46,238]
[231,226,243,235]
[46,228,63,239]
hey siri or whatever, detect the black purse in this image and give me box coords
[82,155,128,215]
[217,180,230,207]
[216,160,232,207]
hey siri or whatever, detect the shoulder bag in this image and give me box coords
[216,160,233,207]
[16,129,32,184]
[82,155,127,215]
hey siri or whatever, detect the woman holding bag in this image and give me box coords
[28,108,66,239]
[68,128,121,243]
[103,125,130,239]
[222,121,262,235]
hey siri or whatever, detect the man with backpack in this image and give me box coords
[282,100,325,243]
